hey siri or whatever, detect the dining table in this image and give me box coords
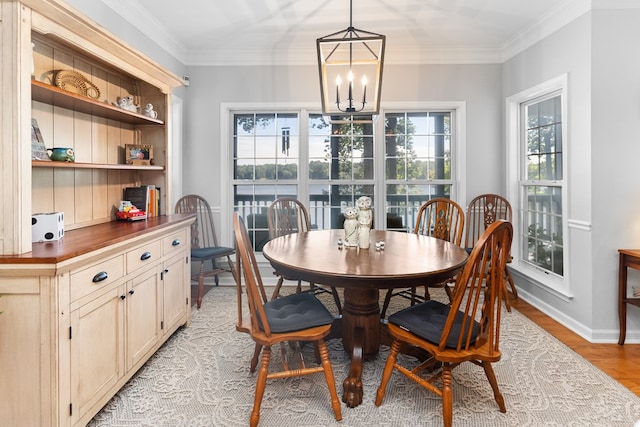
[262,228,468,408]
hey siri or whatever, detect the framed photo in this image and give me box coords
[125,144,153,166]
[31,119,50,161]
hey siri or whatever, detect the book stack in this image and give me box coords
[123,185,161,217]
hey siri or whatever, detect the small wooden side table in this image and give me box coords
[618,249,640,344]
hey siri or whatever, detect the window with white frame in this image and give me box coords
[506,75,568,292]
[229,105,463,252]
[384,111,454,232]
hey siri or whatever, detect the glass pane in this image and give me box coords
[386,157,406,180]
[538,98,556,126]
[255,158,276,180]
[407,158,428,179]
[235,159,254,180]
[353,158,374,179]
[255,136,277,158]
[411,135,429,157]
[235,114,255,135]
[235,136,254,158]
[309,158,330,179]
[385,113,405,134]
[254,114,275,135]
[277,161,298,180]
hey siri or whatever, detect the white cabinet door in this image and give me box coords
[70,286,125,424]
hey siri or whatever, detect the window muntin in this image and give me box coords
[521,94,564,276]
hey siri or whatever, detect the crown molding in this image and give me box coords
[102,0,640,67]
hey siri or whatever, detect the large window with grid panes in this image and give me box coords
[231,106,462,251]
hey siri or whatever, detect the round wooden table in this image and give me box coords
[262,229,468,408]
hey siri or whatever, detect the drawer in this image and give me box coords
[126,239,162,274]
[70,255,125,302]
[162,228,188,257]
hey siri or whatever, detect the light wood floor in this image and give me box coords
[194,285,640,397]
[509,295,640,397]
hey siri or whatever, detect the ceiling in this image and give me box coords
[103,0,591,66]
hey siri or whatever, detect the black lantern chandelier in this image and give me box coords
[316,0,385,115]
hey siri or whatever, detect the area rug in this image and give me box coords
[88,286,640,427]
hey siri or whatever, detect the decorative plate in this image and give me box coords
[54,70,101,99]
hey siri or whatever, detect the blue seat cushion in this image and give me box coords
[191,246,234,260]
[388,300,479,348]
[260,292,334,333]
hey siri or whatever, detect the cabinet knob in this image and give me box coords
[164,268,169,273]
[140,251,152,261]
[129,289,135,295]
[92,271,108,283]
[172,239,181,246]
[120,294,126,300]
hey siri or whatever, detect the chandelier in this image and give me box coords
[316,0,385,116]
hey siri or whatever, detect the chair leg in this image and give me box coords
[197,261,205,309]
[330,287,342,315]
[249,343,262,373]
[482,361,506,412]
[375,339,401,406]
[271,276,285,300]
[251,346,271,427]
[380,289,394,319]
[505,267,518,300]
[441,363,454,427]
[318,339,342,421]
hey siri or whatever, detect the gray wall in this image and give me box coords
[503,9,640,341]
[591,8,640,338]
[183,63,503,209]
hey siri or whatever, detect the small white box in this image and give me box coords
[32,212,64,242]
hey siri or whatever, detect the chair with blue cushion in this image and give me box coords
[380,198,465,318]
[175,194,236,309]
[267,197,342,314]
[375,220,513,427]
[233,213,342,427]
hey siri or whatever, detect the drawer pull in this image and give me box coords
[92,271,108,283]
[172,239,181,247]
[140,251,152,261]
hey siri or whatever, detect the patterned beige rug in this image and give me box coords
[88,286,640,427]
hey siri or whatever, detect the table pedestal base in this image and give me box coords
[340,287,380,407]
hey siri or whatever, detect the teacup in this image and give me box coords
[48,147,75,162]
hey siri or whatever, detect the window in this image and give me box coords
[232,112,299,250]
[506,75,568,294]
[384,112,454,232]
[522,95,563,275]
[225,103,464,252]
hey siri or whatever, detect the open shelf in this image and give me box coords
[31,80,164,126]
[32,160,164,171]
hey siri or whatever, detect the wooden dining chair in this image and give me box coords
[465,193,518,310]
[267,197,342,314]
[233,213,342,427]
[375,220,513,427]
[380,198,465,318]
[175,194,236,309]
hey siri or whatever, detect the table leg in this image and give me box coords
[619,254,627,345]
[340,287,380,407]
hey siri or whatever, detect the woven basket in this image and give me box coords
[54,70,101,99]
